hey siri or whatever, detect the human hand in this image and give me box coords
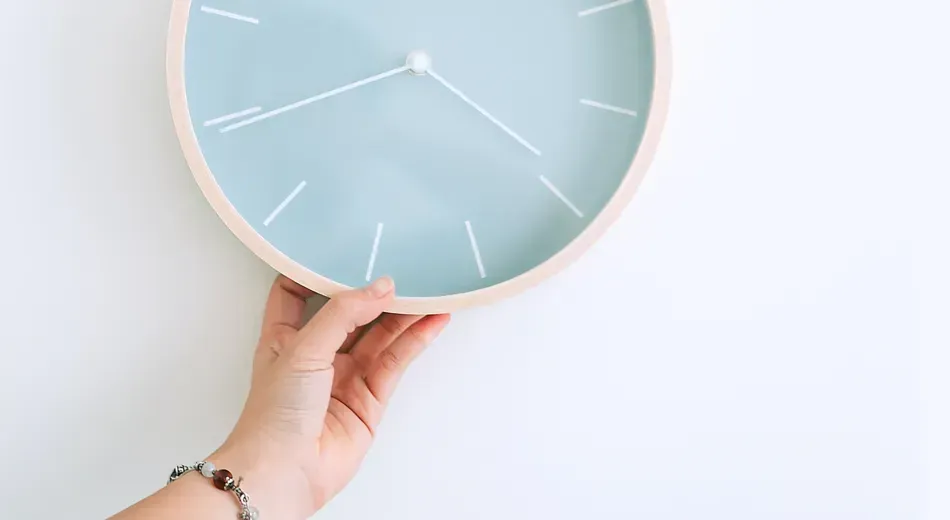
[210,276,450,518]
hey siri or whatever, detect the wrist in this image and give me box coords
[209,441,314,519]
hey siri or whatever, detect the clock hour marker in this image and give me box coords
[580,99,638,117]
[200,6,259,25]
[203,107,262,127]
[578,0,636,17]
[465,221,487,279]
[539,176,584,218]
[263,181,307,227]
[365,223,384,282]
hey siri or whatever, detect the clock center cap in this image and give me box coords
[406,50,432,76]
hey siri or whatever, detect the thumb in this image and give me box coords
[289,277,395,369]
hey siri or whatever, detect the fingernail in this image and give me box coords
[367,276,395,298]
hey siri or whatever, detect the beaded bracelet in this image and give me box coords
[168,461,260,520]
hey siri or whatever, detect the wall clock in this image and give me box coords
[167,0,671,314]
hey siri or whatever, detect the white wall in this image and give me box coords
[1,1,947,518]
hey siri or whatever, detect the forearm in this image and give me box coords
[111,445,311,520]
[112,471,245,520]
[110,277,445,519]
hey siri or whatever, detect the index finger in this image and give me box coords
[262,275,315,337]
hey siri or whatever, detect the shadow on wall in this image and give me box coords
[6,3,278,517]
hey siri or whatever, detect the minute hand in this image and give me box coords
[427,69,541,156]
[221,65,411,133]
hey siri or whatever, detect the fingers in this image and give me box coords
[338,326,367,354]
[364,314,451,403]
[257,276,315,359]
[288,277,395,370]
[262,275,315,333]
[349,314,425,366]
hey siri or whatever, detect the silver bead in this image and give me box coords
[200,462,216,478]
[249,506,259,520]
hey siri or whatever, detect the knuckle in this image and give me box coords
[286,351,334,373]
[405,327,428,349]
[379,349,403,372]
[322,295,361,330]
[377,315,402,337]
[326,294,358,315]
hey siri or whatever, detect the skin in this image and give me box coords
[113,275,451,519]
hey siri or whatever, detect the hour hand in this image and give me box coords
[221,65,411,133]
[425,67,542,156]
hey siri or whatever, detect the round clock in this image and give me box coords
[167,0,671,314]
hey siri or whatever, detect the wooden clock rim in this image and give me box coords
[166,0,672,315]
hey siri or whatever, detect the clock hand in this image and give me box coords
[220,65,411,133]
[426,69,542,156]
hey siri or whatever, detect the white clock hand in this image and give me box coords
[427,69,542,156]
[221,65,411,133]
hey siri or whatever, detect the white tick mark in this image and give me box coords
[465,221,487,279]
[539,176,585,218]
[200,6,259,25]
[580,99,638,117]
[578,0,636,17]
[203,107,262,127]
[263,181,306,227]
[365,223,384,282]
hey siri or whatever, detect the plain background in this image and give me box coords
[1,0,948,518]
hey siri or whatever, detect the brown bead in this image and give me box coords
[212,469,233,490]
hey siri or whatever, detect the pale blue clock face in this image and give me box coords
[184,0,656,297]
